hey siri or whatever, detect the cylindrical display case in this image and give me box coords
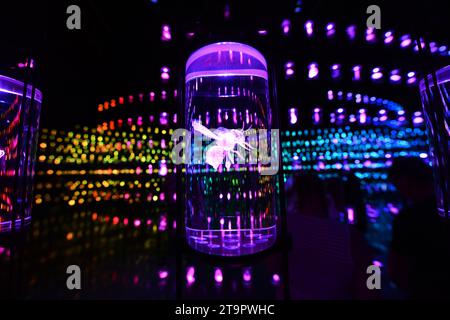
[184,42,279,256]
[420,65,450,219]
[0,75,42,232]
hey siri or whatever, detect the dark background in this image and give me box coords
[1,0,449,128]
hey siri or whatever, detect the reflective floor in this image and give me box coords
[0,204,288,300]
[0,201,402,300]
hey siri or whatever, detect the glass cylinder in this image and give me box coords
[0,75,42,232]
[419,65,450,218]
[184,42,279,256]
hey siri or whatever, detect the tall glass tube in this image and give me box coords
[184,42,279,256]
[419,65,450,218]
[0,75,42,232]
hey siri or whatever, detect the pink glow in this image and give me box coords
[186,266,195,285]
[282,19,291,34]
[352,65,361,81]
[159,270,169,279]
[161,24,172,41]
[308,63,319,79]
[400,35,411,48]
[347,208,355,224]
[272,274,280,284]
[373,260,384,268]
[289,108,298,124]
[305,21,313,36]
[384,31,394,44]
[366,28,376,42]
[214,268,223,283]
[243,269,252,282]
[371,68,383,80]
[326,23,335,37]
[134,219,141,227]
[346,25,356,39]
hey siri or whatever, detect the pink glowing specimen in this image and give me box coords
[192,121,253,170]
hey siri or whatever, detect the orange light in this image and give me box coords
[66,232,74,241]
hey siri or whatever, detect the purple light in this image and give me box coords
[308,63,319,79]
[159,160,168,176]
[347,207,355,225]
[214,268,223,283]
[224,3,230,19]
[371,67,383,80]
[420,153,428,159]
[407,71,417,84]
[359,109,367,124]
[305,21,313,36]
[272,274,281,284]
[346,25,356,40]
[258,29,268,36]
[326,23,335,37]
[390,69,401,82]
[379,109,386,115]
[313,108,321,123]
[384,31,394,44]
[430,42,438,53]
[159,269,169,280]
[414,39,426,52]
[243,269,252,282]
[400,34,411,48]
[337,108,344,114]
[413,116,424,125]
[289,108,298,125]
[331,64,341,79]
[373,260,384,268]
[439,45,447,53]
[282,19,291,35]
[327,90,334,100]
[398,110,405,116]
[158,216,167,231]
[352,65,361,81]
[285,61,294,78]
[161,24,172,41]
[160,112,169,125]
[186,266,195,285]
[161,66,170,81]
[366,28,376,42]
